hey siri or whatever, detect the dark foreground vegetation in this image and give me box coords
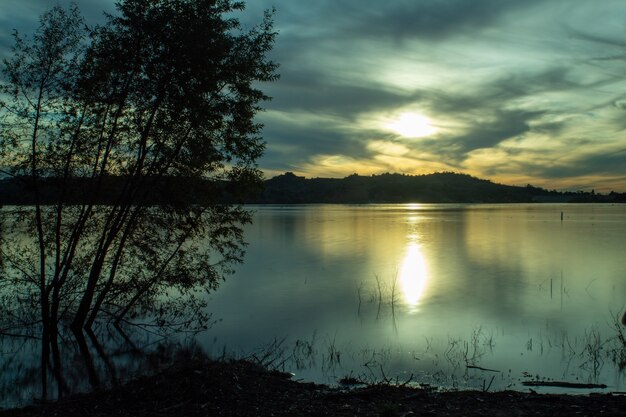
[2,357,624,417]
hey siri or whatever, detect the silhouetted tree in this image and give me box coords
[0,0,277,399]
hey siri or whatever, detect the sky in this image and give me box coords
[2,1,626,192]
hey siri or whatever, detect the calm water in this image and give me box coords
[1,203,625,407]
[200,204,626,392]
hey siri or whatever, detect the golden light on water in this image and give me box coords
[399,240,428,310]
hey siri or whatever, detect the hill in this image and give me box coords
[249,172,626,204]
[1,172,625,205]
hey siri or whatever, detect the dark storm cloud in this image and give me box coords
[258,112,379,174]
[441,110,542,158]
[268,69,422,114]
[427,67,578,115]
[259,117,372,171]
[269,0,546,42]
[522,149,626,179]
[569,31,626,49]
[336,0,545,41]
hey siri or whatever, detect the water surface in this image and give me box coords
[201,204,626,392]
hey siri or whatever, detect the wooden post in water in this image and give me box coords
[560,271,564,310]
[560,211,563,222]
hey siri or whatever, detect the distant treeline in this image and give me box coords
[1,172,625,205]
[251,172,626,204]
[0,176,236,206]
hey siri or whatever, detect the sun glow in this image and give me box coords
[388,112,437,138]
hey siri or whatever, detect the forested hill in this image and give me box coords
[1,172,625,205]
[248,172,626,204]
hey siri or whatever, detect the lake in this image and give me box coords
[199,203,626,392]
[1,203,625,407]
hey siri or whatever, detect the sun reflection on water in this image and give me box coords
[399,238,428,312]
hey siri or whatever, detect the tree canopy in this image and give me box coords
[0,0,277,400]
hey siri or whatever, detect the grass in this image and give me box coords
[358,273,403,323]
[124,309,626,395]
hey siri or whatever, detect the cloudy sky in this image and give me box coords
[2,1,626,191]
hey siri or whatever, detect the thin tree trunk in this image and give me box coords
[71,327,100,390]
[31,78,50,400]
[70,81,134,332]
[85,208,138,329]
[73,86,163,331]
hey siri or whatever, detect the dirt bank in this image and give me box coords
[2,358,624,416]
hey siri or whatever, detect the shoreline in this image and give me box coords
[2,358,624,417]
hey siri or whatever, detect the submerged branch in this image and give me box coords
[522,381,608,389]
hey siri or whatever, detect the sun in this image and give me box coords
[388,112,437,138]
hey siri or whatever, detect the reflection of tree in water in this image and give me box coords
[0,202,245,400]
[0,323,206,408]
